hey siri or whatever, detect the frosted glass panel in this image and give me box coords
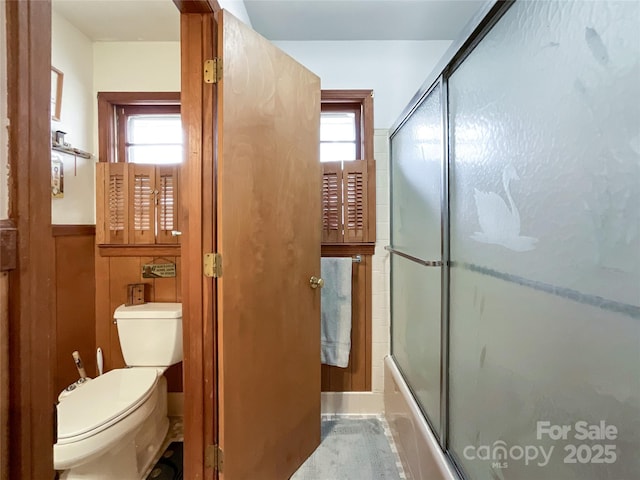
[448,1,640,479]
[391,84,442,260]
[391,255,441,436]
[390,83,444,437]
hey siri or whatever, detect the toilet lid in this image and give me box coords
[57,369,158,442]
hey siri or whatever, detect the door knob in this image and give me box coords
[309,276,324,289]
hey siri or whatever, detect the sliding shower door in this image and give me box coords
[390,82,444,438]
[447,1,640,479]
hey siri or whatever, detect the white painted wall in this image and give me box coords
[93,42,180,93]
[0,1,8,220]
[273,40,451,129]
[51,11,95,224]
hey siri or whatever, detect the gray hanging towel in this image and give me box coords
[320,257,352,368]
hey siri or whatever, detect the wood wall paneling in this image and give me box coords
[95,251,183,391]
[320,254,372,392]
[54,231,96,395]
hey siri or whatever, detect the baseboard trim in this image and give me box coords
[321,392,384,415]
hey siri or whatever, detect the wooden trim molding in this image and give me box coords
[6,1,55,478]
[321,90,374,103]
[52,224,96,237]
[98,244,181,257]
[97,91,180,106]
[321,243,375,257]
[173,0,220,14]
[0,221,17,272]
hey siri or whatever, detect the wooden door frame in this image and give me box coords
[4,1,220,478]
[5,0,56,478]
[173,1,220,479]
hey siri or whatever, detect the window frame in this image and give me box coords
[321,90,373,163]
[97,92,181,163]
[320,90,376,245]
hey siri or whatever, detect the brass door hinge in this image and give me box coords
[204,252,222,278]
[205,444,224,472]
[204,58,223,84]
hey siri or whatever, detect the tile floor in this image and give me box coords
[148,415,405,480]
[292,415,406,479]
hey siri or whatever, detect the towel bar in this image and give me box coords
[384,246,443,267]
[353,255,361,263]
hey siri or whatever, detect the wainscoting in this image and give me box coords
[321,245,374,392]
[53,225,97,395]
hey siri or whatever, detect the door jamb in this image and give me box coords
[174,1,220,479]
[5,0,56,478]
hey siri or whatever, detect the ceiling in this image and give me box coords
[244,1,486,41]
[53,0,487,43]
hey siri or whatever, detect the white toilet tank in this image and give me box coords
[114,303,183,367]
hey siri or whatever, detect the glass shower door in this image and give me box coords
[447,1,640,479]
[390,82,445,438]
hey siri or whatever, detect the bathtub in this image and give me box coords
[383,356,458,480]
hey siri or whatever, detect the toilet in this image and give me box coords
[54,302,182,480]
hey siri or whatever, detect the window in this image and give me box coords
[320,91,375,244]
[96,91,181,164]
[96,93,182,245]
[320,103,361,163]
[117,105,182,164]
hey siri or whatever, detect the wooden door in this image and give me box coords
[215,10,321,479]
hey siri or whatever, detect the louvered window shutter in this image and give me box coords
[155,166,179,244]
[342,160,368,242]
[129,164,155,244]
[96,163,129,244]
[322,162,343,243]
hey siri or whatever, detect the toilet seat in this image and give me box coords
[57,368,159,445]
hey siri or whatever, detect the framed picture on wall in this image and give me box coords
[51,66,64,121]
[51,155,64,198]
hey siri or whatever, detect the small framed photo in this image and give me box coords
[51,155,64,198]
[51,67,64,121]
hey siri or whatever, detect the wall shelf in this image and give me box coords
[52,144,92,159]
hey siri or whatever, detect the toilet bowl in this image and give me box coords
[54,302,182,480]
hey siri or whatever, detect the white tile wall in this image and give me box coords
[371,129,391,393]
